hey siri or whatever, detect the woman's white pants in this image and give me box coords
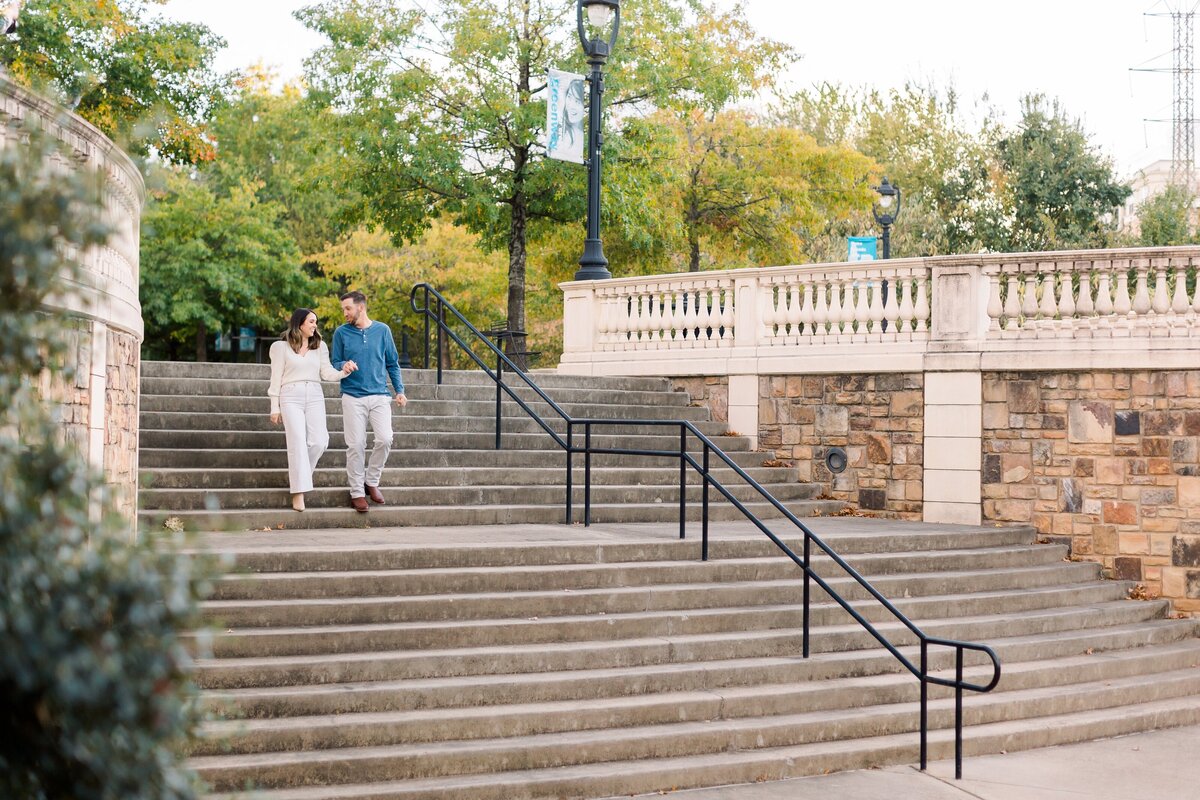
[280,381,329,493]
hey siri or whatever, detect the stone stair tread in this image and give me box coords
[203,596,1156,639]
[191,670,1200,789]
[200,695,1200,800]
[199,641,1200,740]
[202,556,1077,610]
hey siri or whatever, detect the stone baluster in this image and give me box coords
[761,282,778,342]
[1192,257,1200,328]
[1002,267,1021,333]
[1132,258,1152,333]
[853,280,870,341]
[597,291,614,348]
[1113,259,1134,335]
[827,277,845,339]
[868,278,886,338]
[1170,257,1190,334]
[800,276,816,340]
[1094,261,1114,336]
[682,287,701,347]
[645,290,662,344]
[812,276,830,342]
[718,286,734,342]
[1056,261,1076,337]
[1037,261,1059,333]
[897,273,914,337]
[696,287,714,347]
[669,290,685,345]
[614,291,634,348]
[1021,264,1039,325]
[786,281,803,340]
[1150,258,1170,336]
[913,272,930,334]
[1074,260,1095,334]
[985,265,1003,333]
[882,268,901,338]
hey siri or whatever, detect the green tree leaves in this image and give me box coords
[0,0,225,164]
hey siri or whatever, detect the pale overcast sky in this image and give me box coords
[160,0,1181,175]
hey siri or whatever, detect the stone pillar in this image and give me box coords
[923,371,983,524]
[728,374,759,449]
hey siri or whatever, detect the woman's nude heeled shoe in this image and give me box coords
[291,493,306,512]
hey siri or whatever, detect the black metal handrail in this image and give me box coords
[411,282,1001,779]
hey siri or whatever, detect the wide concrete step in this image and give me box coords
[141,376,690,408]
[138,410,728,436]
[198,616,1198,706]
[201,544,1071,623]
[138,447,773,471]
[142,362,672,393]
[191,665,1200,792]
[141,479,820,512]
[200,693,1200,799]
[139,395,713,422]
[140,499,849,531]
[144,465,798,491]
[195,639,1200,756]
[200,598,1168,661]
[138,429,754,452]
[204,582,1126,660]
[207,534,1049,598]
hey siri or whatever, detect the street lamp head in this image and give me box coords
[577,0,620,59]
[871,176,901,226]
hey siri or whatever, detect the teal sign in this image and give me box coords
[848,236,878,261]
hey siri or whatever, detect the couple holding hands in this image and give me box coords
[267,291,408,513]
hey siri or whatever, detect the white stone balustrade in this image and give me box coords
[562,246,1200,380]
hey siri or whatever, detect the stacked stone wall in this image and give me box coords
[671,376,729,423]
[105,329,140,517]
[982,370,1200,612]
[756,374,924,519]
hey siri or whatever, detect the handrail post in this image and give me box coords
[495,343,503,450]
[436,298,445,385]
[427,284,436,369]
[803,533,810,658]
[565,422,573,525]
[701,443,710,561]
[679,425,687,540]
[955,647,965,780]
[585,422,593,526]
[920,639,929,771]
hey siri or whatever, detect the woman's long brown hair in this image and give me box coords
[283,308,322,353]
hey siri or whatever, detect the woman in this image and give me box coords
[268,309,357,511]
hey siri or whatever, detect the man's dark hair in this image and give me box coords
[339,290,367,305]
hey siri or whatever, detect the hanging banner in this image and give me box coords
[546,68,586,164]
[848,236,878,261]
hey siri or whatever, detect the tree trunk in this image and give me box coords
[195,321,207,362]
[507,180,529,372]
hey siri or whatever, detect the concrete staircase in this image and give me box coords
[138,361,843,530]
[148,360,1200,797]
[189,521,1200,799]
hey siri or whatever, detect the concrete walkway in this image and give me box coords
[653,725,1200,800]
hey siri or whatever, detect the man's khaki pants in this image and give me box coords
[342,394,392,497]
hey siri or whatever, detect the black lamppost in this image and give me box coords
[871,176,902,259]
[573,0,620,282]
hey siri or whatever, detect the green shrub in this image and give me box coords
[0,123,215,800]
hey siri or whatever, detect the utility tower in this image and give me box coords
[1170,7,1195,187]
[1137,4,1198,189]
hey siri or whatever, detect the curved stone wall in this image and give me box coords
[0,73,145,517]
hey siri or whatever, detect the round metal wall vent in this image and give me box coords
[824,446,848,474]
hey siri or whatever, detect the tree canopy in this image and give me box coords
[0,0,226,164]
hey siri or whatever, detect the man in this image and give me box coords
[331,291,407,512]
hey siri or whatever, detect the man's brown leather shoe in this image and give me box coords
[365,484,386,505]
[350,495,369,513]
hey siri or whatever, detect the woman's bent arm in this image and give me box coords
[268,340,287,414]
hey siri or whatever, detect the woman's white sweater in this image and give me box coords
[267,340,343,414]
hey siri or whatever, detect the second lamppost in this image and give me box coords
[573,0,620,281]
[872,176,901,259]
